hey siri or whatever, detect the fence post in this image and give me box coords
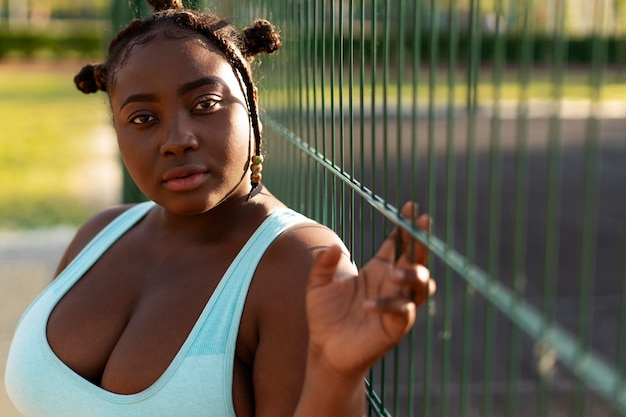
[110,0,149,203]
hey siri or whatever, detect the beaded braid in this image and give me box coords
[73,1,280,199]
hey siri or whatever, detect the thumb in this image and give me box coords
[307,244,343,289]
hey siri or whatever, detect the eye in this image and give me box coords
[130,114,157,125]
[192,96,220,114]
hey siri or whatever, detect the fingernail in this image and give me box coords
[417,265,429,281]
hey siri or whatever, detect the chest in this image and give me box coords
[45,237,259,398]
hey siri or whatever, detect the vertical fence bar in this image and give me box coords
[381,0,389,208]
[408,1,423,416]
[319,0,328,225]
[616,12,626,415]
[302,0,310,212]
[358,13,368,409]
[272,0,284,200]
[358,0,366,282]
[284,0,293,133]
[461,0,481,414]
[575,1,606,415]
[337,0,346,245]
[508,0,534,415]
[441,0,457,415]
[347,0,356,258]
[426,0,438,221]
[329,0,337,231]
[483,0,506,415]
[286,0,296,204]
[395,0,405,214]
[420,0,435,411]
[297,0,307,211]
[369,0,383,408]
[370,0,378,201]
[617,13,626,399]
[424,3,439,416]
[538,0,567,414]
[381,2,396,410]
[304,0,313,217]
[380,0,398,413]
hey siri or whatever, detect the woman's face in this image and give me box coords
[109,32,252,215]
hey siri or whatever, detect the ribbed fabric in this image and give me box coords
[5,202,312,417]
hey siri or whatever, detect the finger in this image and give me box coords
[364,297,415,315]
[428,279,437,297]
[307,244,343,289]
[372,235,400,266]
[363,298,416,334]
[412,277,437,305]
[390,202,430,265]
[414,213,431,264]
[390,266,437,305]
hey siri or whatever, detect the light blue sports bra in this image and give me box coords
[5,202,312,417]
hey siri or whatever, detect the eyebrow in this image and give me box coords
[177,76,227,96]
[119,93,158,111]
[119,77,228,111]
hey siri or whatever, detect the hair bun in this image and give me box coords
[74,64,107,94]
[242,19,281,57]
[147,0,183,12]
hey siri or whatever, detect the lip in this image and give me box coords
[162,165,209,192]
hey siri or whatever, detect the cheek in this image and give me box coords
[219,109,253,165]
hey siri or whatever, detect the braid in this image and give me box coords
[73,1,281,197]
[199,30,264,199]
[198,27,263,154]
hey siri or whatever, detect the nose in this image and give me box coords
[160,115,199,157]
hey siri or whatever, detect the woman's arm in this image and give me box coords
[248,221,357,417]
[296,202,435,417]
[252,202,434,417]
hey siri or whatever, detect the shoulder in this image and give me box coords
[53,204,138,276]
[268,213,353,273]
[251,210,356,311]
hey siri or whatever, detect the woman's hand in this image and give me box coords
[305,202,436,379]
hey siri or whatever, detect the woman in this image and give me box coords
[5,1,435,416]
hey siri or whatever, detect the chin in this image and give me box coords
[161,193,242,216]
[171,199,217,216]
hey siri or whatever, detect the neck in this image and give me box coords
[145,186,272,245]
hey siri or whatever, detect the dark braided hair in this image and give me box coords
[74,0,281,197]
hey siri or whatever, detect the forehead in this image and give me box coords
[111,33,243,101]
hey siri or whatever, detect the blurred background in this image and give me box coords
[1,2,118,416]
[1,0,625,416]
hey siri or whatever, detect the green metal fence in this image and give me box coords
[116,0,626,415]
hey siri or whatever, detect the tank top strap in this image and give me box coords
[187,208,314,353]
[184,208,313,381]
[46,201,156,297]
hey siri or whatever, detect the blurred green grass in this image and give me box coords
[0,62,112,229]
